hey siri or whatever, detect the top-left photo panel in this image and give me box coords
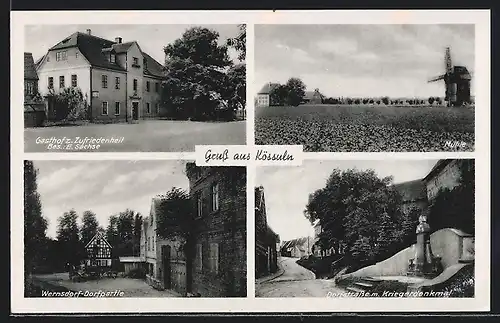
[23,24,247,152]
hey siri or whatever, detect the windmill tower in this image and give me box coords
[428,47,472,107]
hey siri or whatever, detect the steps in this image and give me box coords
[342,276,383,294]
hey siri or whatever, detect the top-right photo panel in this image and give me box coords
[254,24,475,152]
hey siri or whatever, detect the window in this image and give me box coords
[133,79,138,91]
[56,51,67,61]
[25,81,34,95]
[75,52,79,59]
[147,237,151,251]
[196,193,203,218]
[102,75,108,88]
[115,77,120,89]
[156,103,160,114]
[146,102,151,114]
[195,244,203,271]
[48,77,54,89]
[133,57,139,66]
[59,76,65,88]
[71,74,77,87]
[209,243,219,273]
[146,81,150,92]
[101,102,108,115]
[114,102,120,115]
[155,82,160,93]
[47,56,50,62]
[211,182,219,212]
[152,236,154,251]
[110,54,116,63]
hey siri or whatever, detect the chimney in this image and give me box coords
[86,29,92,35]
[115,37,122,44]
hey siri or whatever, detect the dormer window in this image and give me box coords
[110,54,116,63]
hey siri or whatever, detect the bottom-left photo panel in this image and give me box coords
[23,160,247,298]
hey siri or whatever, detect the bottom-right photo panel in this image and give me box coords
[255,159,475,298]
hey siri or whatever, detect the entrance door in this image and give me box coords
[162,245,171,289]
[132,102,139,120]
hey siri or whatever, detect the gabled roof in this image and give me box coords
[257,82,280,95]
[143,52,166,78]
[303,90,324,100]
[46,32,165,77]
[393,179,427,202]
[85,231,112,249]
[24,52,38,80]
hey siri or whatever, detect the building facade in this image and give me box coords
[423,159,471,201]
[255,186,280,278]
[185,164,247,297]
[84,232,113,269]
[393,179,429,215]
[36,29,164,122]
[24,52,39,102]
[256,82,280,107]
[280,237,314,258]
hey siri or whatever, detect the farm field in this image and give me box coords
[255,104,474,152]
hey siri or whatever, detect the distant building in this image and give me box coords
[84,232,113,270]
[36,29,164,122]
[185,164,247,297]
[280,237,314,258]
[255,186,280,278]
[256,82,280,107]
[312,221,340,258]
[302,89,324,104]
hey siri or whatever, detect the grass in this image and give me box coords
[24,119,246,152]
[255,104,474,152]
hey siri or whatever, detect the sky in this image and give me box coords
[255,24,475,98]
[256,159,439,242]
[24,24,241,66]
[32,160,190,239]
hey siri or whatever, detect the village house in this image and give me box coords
[185,164,247,297]
[255,186,280,278]
[302,89,324,104]
[35,29,164,122]
[24,52,46,127]
[423,159,472,201]
[280,236,314,258]
[256,82,280,107]
[84,232,113,270]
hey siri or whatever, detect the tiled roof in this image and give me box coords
[24,52,38,80]
[303,90,323,100]
[393,179,427,202]
[257,82,280,94]
[143,52,165,78]
[47,32,164,77]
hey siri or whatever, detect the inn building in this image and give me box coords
[36,29,164,122]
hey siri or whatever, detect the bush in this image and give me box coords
[127,267,146,279]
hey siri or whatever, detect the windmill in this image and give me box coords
[428,47,472,107]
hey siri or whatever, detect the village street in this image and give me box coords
[256,257,347,297]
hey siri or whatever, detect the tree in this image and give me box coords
[436,97,443,105]
[369,99,374,104]
[116,209,136,257]
[80,210,99,246]
[269,84,288,106]
[225,63,246,117]
[24,161,48,277]
[226,24,246,61]
[56,209,83,268]
[156,187,194,291]
[304,168,404,269]
[49,87,89,121]
[284,77,306,106]
[362,98,369,104]
[382,97,390,105]
[354,98,361,105]
[106,215,119,251]
[163,27,232,120]
[428,97,435,105]
[133,213,143,257]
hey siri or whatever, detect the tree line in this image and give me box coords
[304,163,474,272]
[24,161,143,276]
[263,76,445,107]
